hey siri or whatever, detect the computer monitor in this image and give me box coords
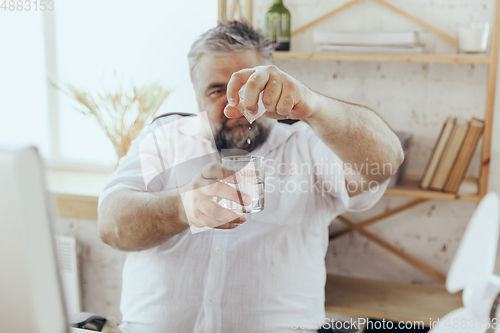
[0,146,69,333]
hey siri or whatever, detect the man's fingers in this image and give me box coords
[215,222,240,230]
[189,209,221,229]
[215,218,246,229]
[202,163,238,180]
[203,181,252,206]
[242,70,270,112]
[201,162,258,181]
[227,68,256,106]
[198,200,245,226]
[261,79,282,112]
[276,90,295,116]
[224,104,244,119]
[263,111,287,120]
[225,168,258,179]
[215,215,247,229]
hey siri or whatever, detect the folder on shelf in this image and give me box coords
[419,117,456,190]
[444,118,485,194]
[430,118,470,191]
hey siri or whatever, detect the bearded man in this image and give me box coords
[98,20,403,333]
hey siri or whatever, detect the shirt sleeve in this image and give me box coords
[97,118,177,211]
[307,126,390,214]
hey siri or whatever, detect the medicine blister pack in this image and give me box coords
[236,84,267,124]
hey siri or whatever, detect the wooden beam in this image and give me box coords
[54,193,98,221]
[228,0,238,21]
[336,215,447,283]
[245,0,253,26]
[237,0,243,21]
[291,0,364,37]
[480,0,500,197]
[218,0,227,22]
[331,198,428,239]
[371,0,456,45]
[290,0,457,45]
[272,52,491,65]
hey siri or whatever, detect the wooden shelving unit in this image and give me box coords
[385,174,481,203]
[219,0,498,322]
[218,0,499,203]
[272,0,499,204]
[47,170,104,220]
[272,0,500,285]
[273,52,492,64]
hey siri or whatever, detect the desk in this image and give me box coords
[326,275,462,323]
[47,170,106,220]
[48,170,463,323]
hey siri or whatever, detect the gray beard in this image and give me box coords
[213,118,272,152]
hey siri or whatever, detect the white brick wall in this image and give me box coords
[253,0,500,286]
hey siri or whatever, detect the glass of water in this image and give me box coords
[221,156,265,213]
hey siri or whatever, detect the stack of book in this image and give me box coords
[419,117,485,193]
[313,30,423,54]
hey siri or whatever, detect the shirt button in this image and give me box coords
[207,297,213,304]
[215,247,222,254]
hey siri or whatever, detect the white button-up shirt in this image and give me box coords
[98,112,389,333]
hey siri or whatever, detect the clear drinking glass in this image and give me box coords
[221,156,265,213]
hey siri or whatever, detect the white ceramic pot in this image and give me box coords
[457,23,490,54]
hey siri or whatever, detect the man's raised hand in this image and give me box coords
[224,65,317,121]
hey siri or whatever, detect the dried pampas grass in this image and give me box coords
[49,78,171,159]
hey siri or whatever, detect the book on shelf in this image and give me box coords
[317,44,423,54]
[313,30,419,46]
[419,117,455,190]
[444,118,485,193]
[430,118,470,191]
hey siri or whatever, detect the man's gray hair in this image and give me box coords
[187,20,275,82]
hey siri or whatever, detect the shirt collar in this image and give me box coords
[176,112,213,143]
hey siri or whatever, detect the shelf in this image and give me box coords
[53,193,99,221]
[325,274,462,323]
[47,170,105,221]
[385,175,481,203]
[47,170,481,221]
[273,52,491,64]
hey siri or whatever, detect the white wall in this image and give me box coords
[55,0,500,321]
[51,0,217,166]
